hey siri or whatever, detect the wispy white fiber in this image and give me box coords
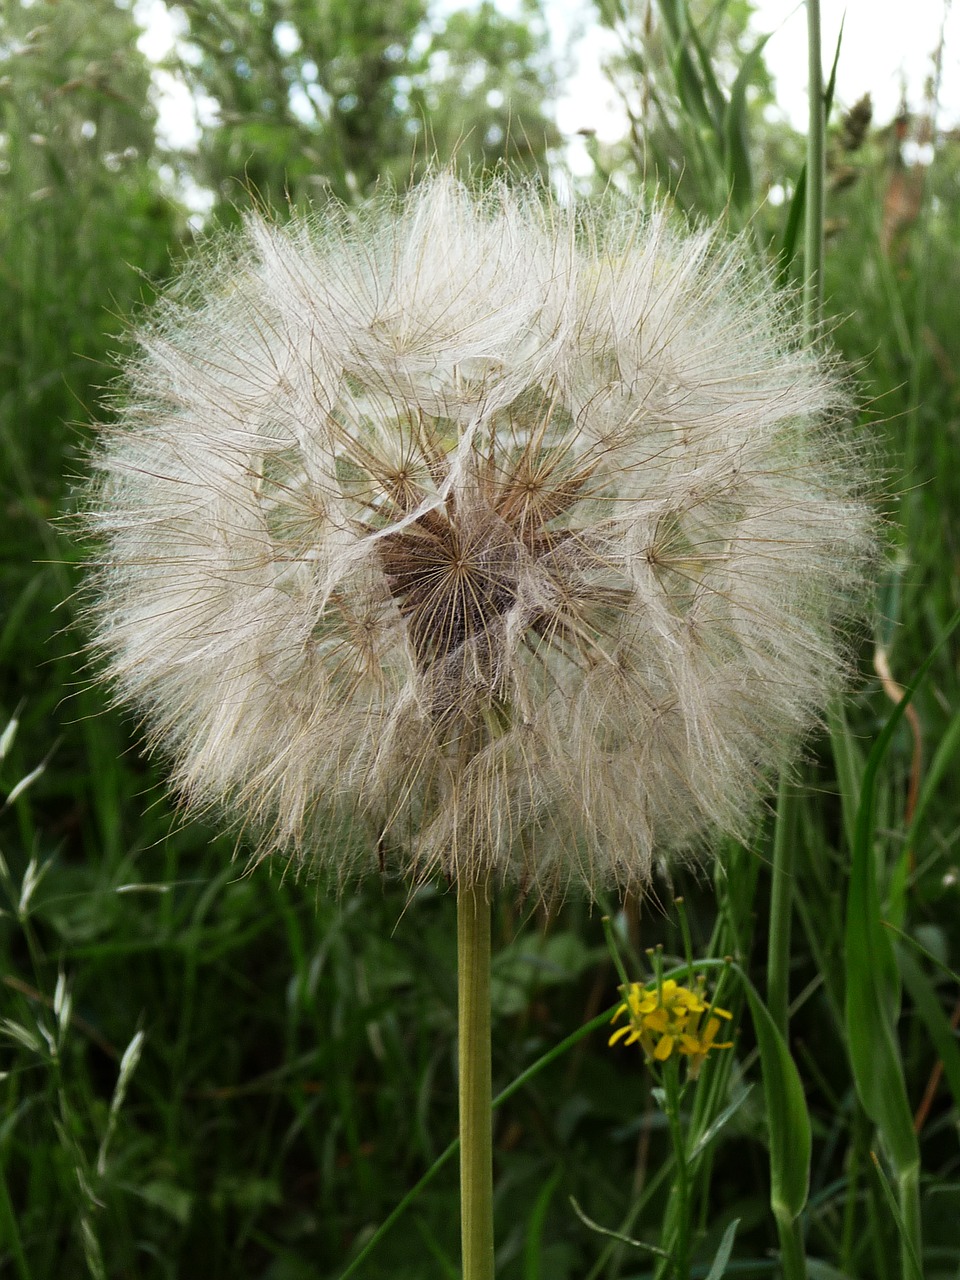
[81,175,875,897]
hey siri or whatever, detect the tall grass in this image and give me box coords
[3,0,960,1277]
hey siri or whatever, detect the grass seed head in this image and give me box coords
[81,175,875,899]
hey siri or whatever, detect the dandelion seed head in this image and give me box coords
[81,175,875,898]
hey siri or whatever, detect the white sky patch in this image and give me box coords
[134,0,180,61]
[134,0,211,151]
[756,0,959,128]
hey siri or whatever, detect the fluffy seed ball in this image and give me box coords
[82,176,874,897]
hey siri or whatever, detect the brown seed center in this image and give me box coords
[379,505,517,667]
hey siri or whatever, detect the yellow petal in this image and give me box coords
[654,1034,674,1061]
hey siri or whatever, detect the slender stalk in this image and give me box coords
[457,882,495,1280]
[803,0,825,336]
[761,9,825,1277]
[767,774,797,1037]
[898,1163,923,1280]
[774,1209,808,1280]
[656,1060,691,1280]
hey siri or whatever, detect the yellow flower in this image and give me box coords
[609,977,733,1077]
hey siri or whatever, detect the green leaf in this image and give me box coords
[898,947,960,1116]
[869,1154,924,1280]
[806,1261,857,1280]
[905,701,960,849]
[740,976,811,1223]
[823,16,845,119]
[779,166,807,281]
[523,1169,563,1280]
[828,700,864,861]
[843,610,960,1275]
[842,618,960,1178]
[703,1217,740,1280]
[689,1085,753,1162]
[723,34,770,209]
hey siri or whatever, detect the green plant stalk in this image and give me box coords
[458,882,495,1280]
[757,6,827,1274]
[803,0,825,335]
[768,768,803,1280]
[766,774,797,1037]
[655,1060,692,1280]
[773,1209,807,1280]
[897,1162,923,1280]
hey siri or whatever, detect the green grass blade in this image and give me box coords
[0,1161,32,1280]
[844,611,960,1175]
[845,819,915,1177]
[779,166,807,281]
[523,1168,562,1280]
[723,34,770,209]
[823,16,844,118]
[869,1154,924,1280]
[898,948,960,1115]
[686,12,727,124]
[843,609,960,1277]
[658,0,714,129]
[905,701,960,849]
[703,1217,740,1280]
[828,701,864,862]
[740,976,811,1225]
[689,1084,753,1162]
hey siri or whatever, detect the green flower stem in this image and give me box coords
[656,1061,691,1280]
[457,882,495,1280]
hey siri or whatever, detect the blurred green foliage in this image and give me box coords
[2,0,960,1276]
[173,0,560,214]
